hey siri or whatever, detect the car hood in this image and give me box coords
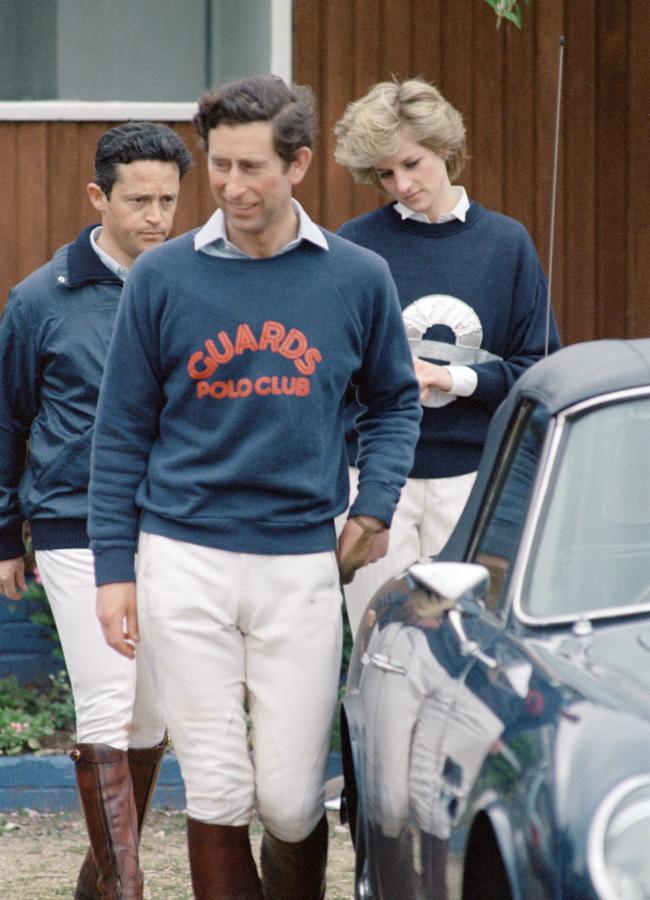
[525,617,650,721]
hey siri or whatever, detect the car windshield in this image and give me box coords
[523,393,650,619]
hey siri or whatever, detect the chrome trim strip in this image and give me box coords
[517,600,650,628]
[587,774,650,900]
[552,385,650,418]
[512,386,650,627]
[361,652,408,676]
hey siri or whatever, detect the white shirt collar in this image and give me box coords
[194,199,329,258]
[90,226,129,282]
[394,186,469,224]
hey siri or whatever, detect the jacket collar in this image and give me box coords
[59,224,123,288]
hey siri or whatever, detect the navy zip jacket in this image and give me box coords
[0,225,122,559]
[89,229,421,585]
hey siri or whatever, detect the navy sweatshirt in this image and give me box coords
[88,229,421,585]
[338,202,561,478]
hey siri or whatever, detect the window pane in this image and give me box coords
[472,403,549,613]
[0,0,272,102]
[524,395,650,618]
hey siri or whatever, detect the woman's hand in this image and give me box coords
[413,357,452,403]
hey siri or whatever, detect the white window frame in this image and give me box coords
[271,0,292,85]
[0,102,198,121]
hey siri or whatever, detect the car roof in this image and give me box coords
[512,338,650,414]
[439,339,650,561]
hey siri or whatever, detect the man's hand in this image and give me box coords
[337,516,389,585]
[96,582,139,659]
[0,557,26,601]
[413,357,452,403]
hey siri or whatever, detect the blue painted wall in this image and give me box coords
[0,594,61,686]
[0,751,343,813]
[0,752,186,812]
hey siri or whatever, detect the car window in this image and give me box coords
[523,394,650,618]
[469,401,550,614]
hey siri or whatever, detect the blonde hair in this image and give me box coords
[334,78,467,190]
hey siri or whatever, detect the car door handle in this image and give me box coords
[361,651,408,675]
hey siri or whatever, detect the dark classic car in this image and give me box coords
[341,339,650,900]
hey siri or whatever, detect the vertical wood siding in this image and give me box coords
[1,4,646,346]
[292,0,650,345]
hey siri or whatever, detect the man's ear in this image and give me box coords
[87,182,107,213]
[289,146,312,187]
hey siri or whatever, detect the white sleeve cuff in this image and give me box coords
[445,365,478,397]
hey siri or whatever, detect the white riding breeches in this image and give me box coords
[135,532,343,842]
[35,548,164,749]
[340,467,476,636]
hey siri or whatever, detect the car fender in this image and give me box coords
[340,692,364,838]
[551,701,650,884]
[466,798,526,900]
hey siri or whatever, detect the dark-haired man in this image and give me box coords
[0,121,191,899]
[89,77,420,899]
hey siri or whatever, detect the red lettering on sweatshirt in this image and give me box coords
[293,346,322,376]
[187,321,322,383]
[196,376,311,399]
[278,328,307,360]
[206,331,234,366]
[234,323,259,355]
[258,321,286,352]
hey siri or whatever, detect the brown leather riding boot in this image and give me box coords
[260,814,328,900]
[128,733,169,827]
[73,735,167,900]
[186,817,263,899]
[70,743,144,900]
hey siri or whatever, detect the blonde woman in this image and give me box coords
[335,78,560,634]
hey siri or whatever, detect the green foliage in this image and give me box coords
[341,604,353,674]
[23,576,64,660]
[0,671,75,755]
[476,733,538,795]
[330,684,346,753]
[484,0,531,29]
[19,525,64,659]
[45,670,77,731]
[331,606,354,753]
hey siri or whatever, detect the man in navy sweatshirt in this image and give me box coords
[88,75,421,899]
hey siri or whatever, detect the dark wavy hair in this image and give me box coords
[94,122,192,197]
[194,75,316,167]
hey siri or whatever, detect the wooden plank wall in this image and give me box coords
[0,121,213,311]
[1,2,647,346]
[293,0,650,345]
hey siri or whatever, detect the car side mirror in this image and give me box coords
[408,561,490,608]
[408,562,496,668]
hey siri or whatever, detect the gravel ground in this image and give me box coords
[0,805,354,899]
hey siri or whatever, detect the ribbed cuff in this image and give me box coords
[92,546,136,586]
[0,522,25,561]
[348,479,398,528]
[30,518,89,551]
